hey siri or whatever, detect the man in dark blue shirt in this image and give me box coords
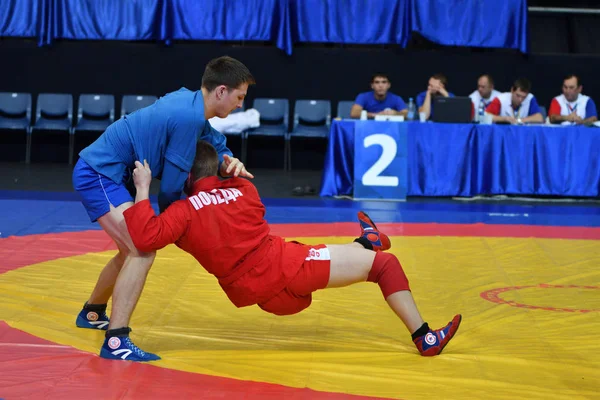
[350,74,407,119]
[417,73,455,121]
[72,56,255,362]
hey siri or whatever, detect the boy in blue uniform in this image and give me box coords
[72,56,255,361]
[350,74,408,119]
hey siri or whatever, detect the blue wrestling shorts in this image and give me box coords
[72,158,134,222]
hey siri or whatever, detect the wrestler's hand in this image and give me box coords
[221,154,255,179]
[133,159,152,190]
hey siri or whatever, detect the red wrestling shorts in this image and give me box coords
[258,244,330,316]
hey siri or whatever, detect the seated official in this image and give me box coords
[350,73,407,119]
[469,74,501,120]
[485,78,544,124]
[548,74,598,126]
[417,73,455,121]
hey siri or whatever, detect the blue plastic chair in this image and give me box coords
[287,100,331,170]
[0,92,31,131]
[30,93,74,163]
[33,93,73,132]
[72,94,115,164]
[74,94,115,132]
[337,100,354,119]
[121,95,158,117]
[247,98,290,169]
[0,92,32,162]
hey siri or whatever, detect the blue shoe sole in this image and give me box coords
[99,347,161,362]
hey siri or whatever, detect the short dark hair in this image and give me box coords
[564,74,581,87]
[371,73,390,83]
[480,74,494,86]
[431,73,448,87]
[512,78,531,93]
[201,56,256,92]
[191,140,219,181]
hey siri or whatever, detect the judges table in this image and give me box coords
[320,120,600,199]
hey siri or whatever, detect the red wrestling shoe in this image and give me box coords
[354,211,391,251]
[413,314,462,356]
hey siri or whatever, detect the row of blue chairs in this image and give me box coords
[0,92,352,169]
[236,98,349,170]
[0,92,158,164]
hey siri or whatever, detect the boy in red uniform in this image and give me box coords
[121,141,461,361]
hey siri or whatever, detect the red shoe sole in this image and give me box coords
[421,314,462,356]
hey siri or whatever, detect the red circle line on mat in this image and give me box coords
[480,284,600,313]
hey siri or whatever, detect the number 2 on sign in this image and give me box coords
[361,134,398,187]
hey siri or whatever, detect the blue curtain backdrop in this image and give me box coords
[52,0,165,41]
[167,0,291,52]
[0,0,527,55]
[290,0,410,47]
[410,0,528,53]
[0,0,45,41]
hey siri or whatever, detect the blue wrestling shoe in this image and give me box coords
[100,335,161,362]
[413,314,462,356]
[76,306,110,330]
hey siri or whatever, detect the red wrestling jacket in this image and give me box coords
[123,176,308,307]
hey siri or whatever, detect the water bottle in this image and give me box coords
[407,98,416,121]
[478,100,485,123]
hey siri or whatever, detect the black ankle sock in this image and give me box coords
[83,302,107,314]
[411,323,430,340]
[105,327,132,338]
[354,237,373,250]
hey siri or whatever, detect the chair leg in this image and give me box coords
[285,137,292,172]
[25,128,32,164]
[69,130,74,166]
[283,138,287,171]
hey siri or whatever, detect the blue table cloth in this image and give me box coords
[320,121,600,198]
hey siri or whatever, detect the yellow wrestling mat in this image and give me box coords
[1,235,599,399]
